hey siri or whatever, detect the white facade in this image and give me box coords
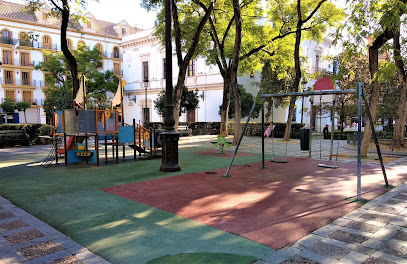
[121,28,340,132]
[121,29,224,125]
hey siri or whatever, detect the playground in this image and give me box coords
[1,135,407,264]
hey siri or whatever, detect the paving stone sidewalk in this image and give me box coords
[255,182,407,264]
[0,196,109,264]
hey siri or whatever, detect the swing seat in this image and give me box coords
[270,159,288,163]
[317,163,338,169]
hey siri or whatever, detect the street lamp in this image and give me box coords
[159,0,180,172]
[301,80,307,124]
[144,80,148,123]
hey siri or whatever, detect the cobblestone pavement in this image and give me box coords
[254,183,407,264]
[0,195,109,264]
[1,135,406,264]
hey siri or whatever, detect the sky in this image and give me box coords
[5,0,157,28]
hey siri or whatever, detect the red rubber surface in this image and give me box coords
[102,157,404,249]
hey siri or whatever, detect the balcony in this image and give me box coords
[0,98,44,106]
[0,57,40,67]
[104,51,123,59]
[2,77,14,85]
[312,67,331,74]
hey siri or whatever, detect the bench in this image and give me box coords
[0,130,30,147]
[178,125,192,136]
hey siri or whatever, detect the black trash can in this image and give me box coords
[300,127,310,150]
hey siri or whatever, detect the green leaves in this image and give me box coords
[154,86,200,117]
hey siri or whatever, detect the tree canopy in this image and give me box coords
[154,86,200,117]
[38,46,119,115]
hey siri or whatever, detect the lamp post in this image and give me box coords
[144,80,148,123]
[301,80,307,124]
[160,0,180,172]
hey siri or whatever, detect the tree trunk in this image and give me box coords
[284,0,302,141]
[220,74,231,136]
[361,49,380,157]
[393,29,406,146]
[173,71,187,131]
[60,0,79,101]
[265,99,273,123]
[362,30,393,156]
[171,0,214,131]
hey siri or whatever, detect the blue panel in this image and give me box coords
[97,122,112,140]
[118,126,134,144]
[56,111,63,133]
[67,150,97,164]
[13,113,19,123]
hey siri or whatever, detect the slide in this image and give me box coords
[58,136,73,155]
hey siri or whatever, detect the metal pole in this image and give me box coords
[160,0,180,172]
[261,102,265,169]
[301,96,304,124]
[224,99,257,177]
[357,83,362,201]
[329,97,335,160]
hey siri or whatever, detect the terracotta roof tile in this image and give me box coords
[0,0,128,38]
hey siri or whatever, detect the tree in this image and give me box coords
[154,86,200,118]
[143,0,214,131]
[333,55,370,132]
[280,0,344,141]
[26,0,90,103]
[37,47,119,115]
[259,61,295,123]
[15,101,31,123]
[336,0,407,155]
[1,98,16,124]
[220,85,262,119]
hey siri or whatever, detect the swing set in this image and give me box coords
[224,82,388,201]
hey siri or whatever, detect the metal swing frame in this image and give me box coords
[224,83,388,201]
[316,94,339,169]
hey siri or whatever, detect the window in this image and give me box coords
[113,47,120,58]
[142,61,148,81]
[113,63,121,75]
[5,90,15,100]
[42,35,51,49]
[77,40,86,47]
[42,12,47,21]
[19,32,30,46]
[4,71,14,85]
[66,39,73,50]
[3,50,12,65]
[187,110,196,122]
[122,28,126,36]
[96,43,103,54]
[163,58,166,79]
[188,59,195,76]
[22,91,32,104]
[98,61,104,70]
[143,108,150,123]
[2,29,11,44]
[21,72,30,86]
[315,54,320,71]
[20,52,30,66]
[87,21,92,29]
[43,54,48,63]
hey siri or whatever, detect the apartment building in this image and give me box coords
[0,0,130,123]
